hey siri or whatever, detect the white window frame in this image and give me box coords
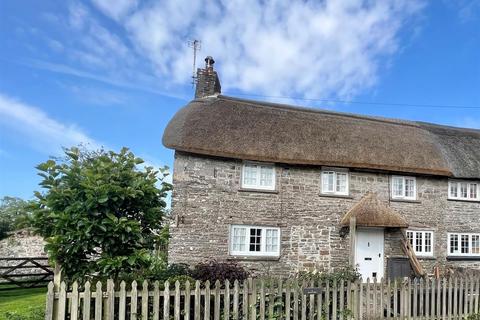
[448,180,479,201]
[406,230,434,257]
[391,176,417,200]
[321,170,349,196]
[229,225,281,257]
[241,162,276,191]
[447,233,480,257]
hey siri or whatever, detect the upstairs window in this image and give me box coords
[448,180,479,201]
[321,170,349,195]
[230,225,280,257]
[241,162,275,190]
[448,233,480,256]
[391,176,416,200]
[406,230,433,257]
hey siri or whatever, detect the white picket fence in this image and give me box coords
[45,276,480,319]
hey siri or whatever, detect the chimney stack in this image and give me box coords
[195,56,221,99]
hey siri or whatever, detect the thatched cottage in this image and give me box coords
[163,57,480,279]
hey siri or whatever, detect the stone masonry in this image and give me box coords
[169,151,480,276]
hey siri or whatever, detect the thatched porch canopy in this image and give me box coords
[340,192,408,228]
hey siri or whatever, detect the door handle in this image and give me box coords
[364,257,372,261]
[379,253,381,257]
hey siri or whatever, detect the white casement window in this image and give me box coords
[391,176,416,200]
[406,230,434,257]
[230,225,280,257]
[448,180,479,201]
[448,233,480,256]
[241,163,275,190]
[321,171,349,195]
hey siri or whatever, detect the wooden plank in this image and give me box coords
[70,282,79,320]
[250,279,257,320]
[243,279,249,320]
[332,279,337,320]
[233,280,239,320]
[57,281,67,320]
[442,277,447,320]
[45,282,54,320]
[152,281,159,320]
[185,280,191,320]
[315,280,322,320]
[205,280,211,320]
[447,277,452,320]
[163,281,169,320]
[224,280,230,320]
[106,280,114,320]
[349,216,356,267]
[118,281,126,320]
[431,278,436,318]
[365,278,371,319]
[214,280,220,320]
[339,280,345,319]
[469,276,475,315]
[393,280,398,319]
[131,281,138,320]
[358,280,363,320]
[463,277,469,318]
[412,278,418,319]
[459,277,464,318]
[285,280,291,320]
[174,281,181,320]
[269,282,275,320]
[453,277,458,320]
[195,281,201,320]
[260,280,266,320]
[293,280,299,320]
[94,282,102,320]
[301,281,306,320]
[277,278,283,319]
[308,281,314,320]
[373,278,377,319]
[407,278,412,320]
[142,280,148,320]
[475,277,480,314]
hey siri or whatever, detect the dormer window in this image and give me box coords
[391,176,416,200]
[448,180,479,201]
[241,162,275,190]
[321,170,349,195]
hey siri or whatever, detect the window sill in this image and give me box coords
[447,198,480,203]
[446,256,480,261]
[390,198,421,204]
[227,255,280,261]
[416,256,436,260]
[238,188,279,194]
[319,193,354,199]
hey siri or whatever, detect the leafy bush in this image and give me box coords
[164,275,196,289]
[0,196,35,239]
[467,314,480,320]
[31,147,171,282]
[191,260,249,283]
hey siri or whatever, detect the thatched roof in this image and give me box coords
[163,95,480,178]
[340,193,408,228]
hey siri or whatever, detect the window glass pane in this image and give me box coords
[322,172,335,192]
[260,166,273,187]
[450,182,458,198]
[407,231,414,247]
[450,234,458,254]
[243,165,257,186]
[393,177,404,197]
[336,173,347,193]
[232,227,246,252]
[249,228,262,252]
[470,184,478,199]
[461,234,469,254]
[415,232,423,252]
[425,232,432,253]
[405,178,415,198]
[472,235,480,254]
[460,183,468,198]
[266,229,279,252]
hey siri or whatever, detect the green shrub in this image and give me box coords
[295,266,361,284]
[191,260,249,283]
[467,314,480,320]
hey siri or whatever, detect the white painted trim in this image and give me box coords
[320,170,350,196]
[447,232,480,257]
[391,175,417,200]
[406,230,434,257]
[229,225,281,257]
[448,180,480,201]
[241,162,276,191]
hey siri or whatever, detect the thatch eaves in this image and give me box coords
[340,192,408,228]
[163,95,480,178]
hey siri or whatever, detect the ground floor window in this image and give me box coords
[406,230,433,256]
[230,225,280,257]
[448,233,480,256]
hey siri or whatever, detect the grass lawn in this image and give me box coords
[0,286,46,320]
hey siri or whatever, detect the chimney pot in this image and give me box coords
[195,56,221,99]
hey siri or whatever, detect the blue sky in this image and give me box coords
[0,0,479,200]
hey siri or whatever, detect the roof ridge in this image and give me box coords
[217,95,479,132]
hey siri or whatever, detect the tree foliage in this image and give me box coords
[0,196,34,240]
[31,147,171,281]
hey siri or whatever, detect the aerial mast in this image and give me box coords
[187,39,201,87]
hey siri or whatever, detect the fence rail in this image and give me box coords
[0,257,52,290]
[46,276,480,319]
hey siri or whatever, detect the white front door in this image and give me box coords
[355,228,384,281]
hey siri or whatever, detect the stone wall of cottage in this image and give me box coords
[169,152,480,276]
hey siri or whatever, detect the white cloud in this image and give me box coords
[122,0,425,98]
[91,0,138,21]
[0,94,101,154]
[455,117,480,129]
[30,1,426,100]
